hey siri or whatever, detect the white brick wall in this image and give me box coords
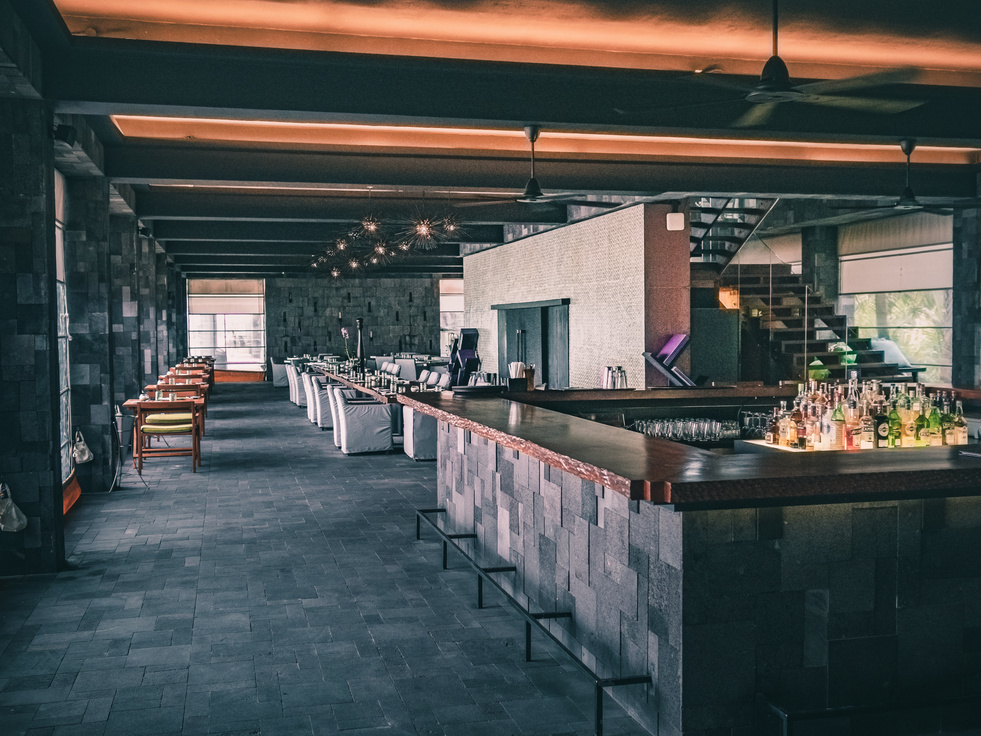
[464,206,648,388]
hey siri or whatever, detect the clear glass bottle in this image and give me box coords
[829,395,846,451]
[952,400,969,446]
[859,402,876,450]
[765,406,780,445]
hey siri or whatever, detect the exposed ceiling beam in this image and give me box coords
[150,220,499,243]
[108,145,979,200]
[164,241,461,257]
[136,190,569,225]
[178,265,462,277]
[40,38,981,143]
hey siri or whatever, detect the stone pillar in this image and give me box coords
[952,208,981,389]
[138,233,158,381]
[643,204,691,387]
[155,251,170,376]
[0,99,66,573]
[173,272,187,360]
[65,177,115,493]
[110,215,143,406]
[800,224,839,303]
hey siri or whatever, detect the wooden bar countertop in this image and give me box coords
[399,392,981,510]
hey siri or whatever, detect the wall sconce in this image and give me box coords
[665,212,686,231]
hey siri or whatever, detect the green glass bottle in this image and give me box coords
[928,396,943,446]
[914,398,929,448]
[887,400,902,449]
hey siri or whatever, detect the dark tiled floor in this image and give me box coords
[0,383,644,736]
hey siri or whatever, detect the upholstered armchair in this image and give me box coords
[333,389,396,455]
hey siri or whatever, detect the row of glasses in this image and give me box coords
[632,417,741,443]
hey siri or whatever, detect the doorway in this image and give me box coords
[494,299,569,389]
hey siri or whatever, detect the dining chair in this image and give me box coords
[133,399,202,474]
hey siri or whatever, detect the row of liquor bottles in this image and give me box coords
[764,378,970,451]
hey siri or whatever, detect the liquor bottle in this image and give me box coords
[777,401,791,446]
[765,406,780,445]
[952,400,969,445]
[804,406,817,450]
[941,393,955,445]
[914,397,929,448]
[789,393,804,448]
[928,396,944,446]
[887,399,902,448]
[828,397,846,451]
[874,400,890,449]
[859,402,876,450]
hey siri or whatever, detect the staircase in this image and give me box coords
[690,197,778,269]
[720,264,921,382]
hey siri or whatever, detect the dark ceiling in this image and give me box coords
[7,0,981,279]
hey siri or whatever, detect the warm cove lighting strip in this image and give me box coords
[110,115,980,165]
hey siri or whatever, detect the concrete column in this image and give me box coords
[952,207,981,389]
[643,203,691,387]
[800,224,839,303]
[0,98,66,573]
[65,177,114,494]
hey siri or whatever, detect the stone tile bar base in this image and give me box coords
[437,419,981,736]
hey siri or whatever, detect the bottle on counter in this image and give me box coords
[941,393,955,445]
[765,406,781,445]
[914,397,929,448]
[928,396,944,446]
[777,401,792,446]
[875,399,890,449]
[859,402,876,450]
[827,398,846,451]
[887,399,902,449]
[952,399,969,445]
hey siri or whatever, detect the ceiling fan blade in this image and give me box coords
[731,102,779,127]
[685,70,754,93]
[796,66,919,95]
[614,95,747,117]
[559,199,624,209]
[803,94,925,114]
[452,198,518,209]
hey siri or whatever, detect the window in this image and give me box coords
[55,171,72,482]
[439,278,464,356]
[187,279,266,371]
[839,245,952,384]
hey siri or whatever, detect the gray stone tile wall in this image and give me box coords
[0,98,66,573]
[437,423,673,735]
[65,176,114,494]
[266,276,439,360]
[109,215,143,406]
[438,418,981,735]
[952,208,980,389]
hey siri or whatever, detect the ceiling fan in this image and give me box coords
[620,0,925,127]
[455,125,622,209]
[833,138,967,214]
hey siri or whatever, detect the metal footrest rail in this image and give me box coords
[416,508,650,736]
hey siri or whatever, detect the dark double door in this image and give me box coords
[496,300,569,389]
